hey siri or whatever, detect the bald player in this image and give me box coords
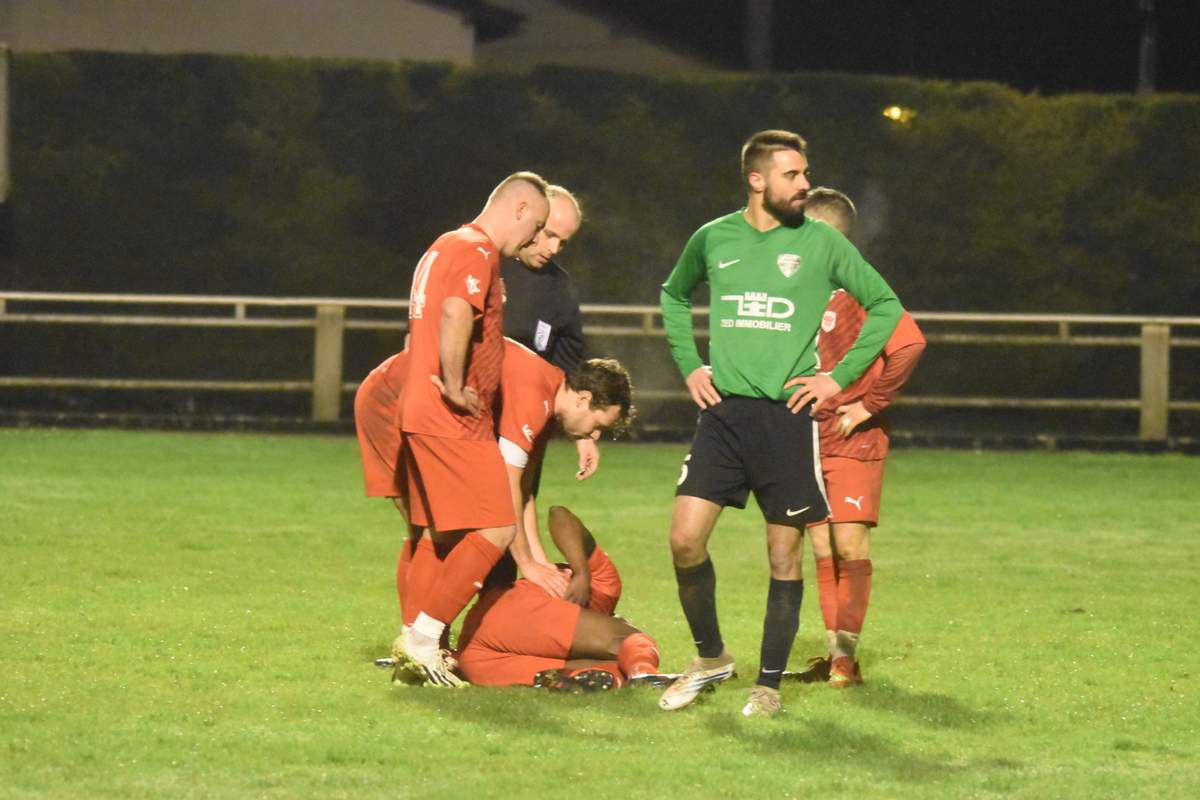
[394,172,550,687]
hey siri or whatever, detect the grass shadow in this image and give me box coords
[845,678,1011,730]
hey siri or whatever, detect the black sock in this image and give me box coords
[675,558,724,658]
[757,578,803,689]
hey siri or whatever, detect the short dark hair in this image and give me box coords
[566,357,636,434]
[741,129,807,184]
[489,171,550,204]
[805,186,857,232]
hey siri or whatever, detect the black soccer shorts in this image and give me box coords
[675,396,830,526]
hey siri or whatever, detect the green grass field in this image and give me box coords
[1,429,1197,799]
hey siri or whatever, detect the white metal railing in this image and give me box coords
[2,291,1199,439]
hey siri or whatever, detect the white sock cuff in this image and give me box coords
[412,612,446,641]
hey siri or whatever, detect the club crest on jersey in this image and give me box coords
[466,275,481,295]
[522,424,534,443]
[777,253,802,278]
[822,310,837,332]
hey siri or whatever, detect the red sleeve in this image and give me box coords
[437,238,496,314]
[496,348,558,453]
[862,338,925,415]
[882,312,925,356]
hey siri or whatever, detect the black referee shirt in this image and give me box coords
[500,258,585,374]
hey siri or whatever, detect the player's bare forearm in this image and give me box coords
[506,462,567,596]
[548,505,595,581]
[505,463,543,566]
[438,297,474,395]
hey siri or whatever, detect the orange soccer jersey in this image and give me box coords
[495,339,564,456]
[401,224,506,441]
[815,291,925,460]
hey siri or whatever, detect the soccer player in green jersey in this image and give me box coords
[656,130,904,717]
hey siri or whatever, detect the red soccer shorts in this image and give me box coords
[401,432,514,531]
[820,455,885,526]
[354,364,406,498]
[455,548,623,687]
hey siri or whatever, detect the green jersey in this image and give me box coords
[661,210,902,401]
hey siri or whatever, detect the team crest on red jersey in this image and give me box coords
[777,253,802,277]
[821,310,837,332]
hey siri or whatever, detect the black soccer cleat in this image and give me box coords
[532,668,617,693]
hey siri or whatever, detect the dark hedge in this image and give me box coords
[3,52,1197,314]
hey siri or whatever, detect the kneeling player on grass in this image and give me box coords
[453,505,662,690]
[789,188,925,687]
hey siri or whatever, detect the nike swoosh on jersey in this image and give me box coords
[717,259,740,269]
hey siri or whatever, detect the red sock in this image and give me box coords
[835,559,873,635]
[815,556,839,640]
[395,537,418,612]
[424,532,504,625]
[617,632,660,678]
[403,537,440,627]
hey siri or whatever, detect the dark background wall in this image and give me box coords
[2,53,1198,436]
[4,52,1197,312]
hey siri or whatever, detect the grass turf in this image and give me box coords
[1,429,1196,798]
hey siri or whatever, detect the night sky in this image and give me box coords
[572,0,1199,94]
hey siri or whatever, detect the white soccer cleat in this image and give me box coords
[657,651,735,711]
[741,685,783,717]
[394,627,467,689]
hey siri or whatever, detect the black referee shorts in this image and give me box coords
[675,396,829,527]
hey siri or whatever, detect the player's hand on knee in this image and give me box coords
[784,373,840,415]
[835,401,872,436]
[686,366,722,409]
[522,559,570,598]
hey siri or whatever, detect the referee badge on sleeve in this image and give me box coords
[534,320,552,351]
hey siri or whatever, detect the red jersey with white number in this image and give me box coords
[815,290,925,460]
[401,224,505,440]
[496,339,563,454]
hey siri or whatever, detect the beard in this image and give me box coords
[763,187,808,227]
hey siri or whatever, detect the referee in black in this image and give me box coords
[501,185,585,374]
[501,185,598,492]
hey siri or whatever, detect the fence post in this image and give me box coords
[312,304,345,421]
[1138,323,1169,440]
[1,44,9,205]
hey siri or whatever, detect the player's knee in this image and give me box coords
[548,505,576,526]
[832,524,871,560]
[669,529,706,564]
[767,548,801,578]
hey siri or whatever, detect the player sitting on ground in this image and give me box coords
[453,505,663,690]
